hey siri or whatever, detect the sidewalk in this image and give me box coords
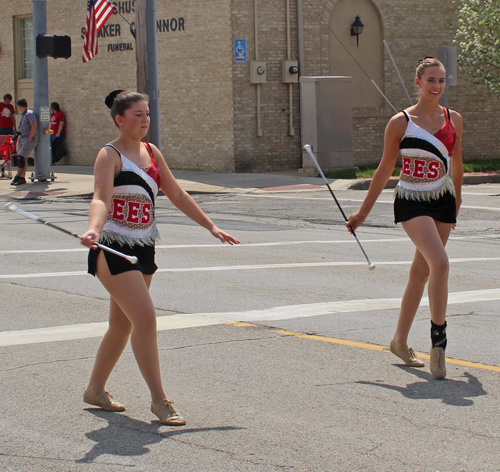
[0,166,342,201]
[1,165,499,201]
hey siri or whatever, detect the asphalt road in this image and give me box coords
[1,183,500,471]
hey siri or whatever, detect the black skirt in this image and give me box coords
[88,240,158,276]
[394,191,456,224]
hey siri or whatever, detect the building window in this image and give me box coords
[19,17,34,79]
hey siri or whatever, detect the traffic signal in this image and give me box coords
[36,35,72,59]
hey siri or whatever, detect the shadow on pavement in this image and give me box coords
[3,180,69,200]
[77,409,244,464]
[356,370,486,406]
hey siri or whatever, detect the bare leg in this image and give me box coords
[87,251,167,403]
[392,217,452,347]
[85,297,132,394]
[392,249,429,348]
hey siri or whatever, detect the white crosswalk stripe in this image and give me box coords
[1,288,499,347]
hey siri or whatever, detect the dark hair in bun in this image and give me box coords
[105,89,125,109]
[105,90,149,126]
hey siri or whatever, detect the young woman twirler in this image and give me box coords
[346,58,463,379]
[80,90,240,424]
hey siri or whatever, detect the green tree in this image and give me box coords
[453,0,500,96]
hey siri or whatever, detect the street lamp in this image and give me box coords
[351,15,364,47]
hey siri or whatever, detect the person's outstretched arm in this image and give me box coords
[152,144,241,245]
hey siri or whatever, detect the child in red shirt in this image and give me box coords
[0,93,16,135]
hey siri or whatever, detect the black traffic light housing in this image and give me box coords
[36,34,72,59]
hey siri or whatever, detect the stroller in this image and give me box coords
[0,131,20,179]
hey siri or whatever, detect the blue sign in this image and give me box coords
[234,39,247,62]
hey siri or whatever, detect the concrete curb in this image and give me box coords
[347,177,398,190]
[1,167,500,201]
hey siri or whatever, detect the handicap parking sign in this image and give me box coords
[234,39,247,62]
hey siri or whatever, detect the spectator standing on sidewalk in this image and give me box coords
[0,93,16,135]
[11,98,37,186]
[50,102,67,164]
[50,102,66,145]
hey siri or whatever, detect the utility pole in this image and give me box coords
[134,0,160,150]
[135,0,148,95]
[135,0,150,143]
[146,0,160,150]
[32,0,51,181]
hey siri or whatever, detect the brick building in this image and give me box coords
[0,0,498,172]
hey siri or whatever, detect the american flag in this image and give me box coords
[82,0,116,63]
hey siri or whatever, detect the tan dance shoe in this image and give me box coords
[151,399,186,426]
[390,340,425,367]
[83,390,126,411]
[430,347,446,379]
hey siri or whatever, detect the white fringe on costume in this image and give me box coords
[394,177,455,201]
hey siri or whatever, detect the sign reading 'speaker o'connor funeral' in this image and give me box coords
[80,0,185,54]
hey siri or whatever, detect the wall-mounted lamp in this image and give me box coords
[350,15,364,47]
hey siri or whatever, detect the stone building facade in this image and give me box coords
[0,0,498,172]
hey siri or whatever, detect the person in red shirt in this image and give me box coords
[0,93,17,135]
[50,102,65,143]
[50,102,67,164]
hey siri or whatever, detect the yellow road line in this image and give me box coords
[227,321,257,328]
[227,322,500,373]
